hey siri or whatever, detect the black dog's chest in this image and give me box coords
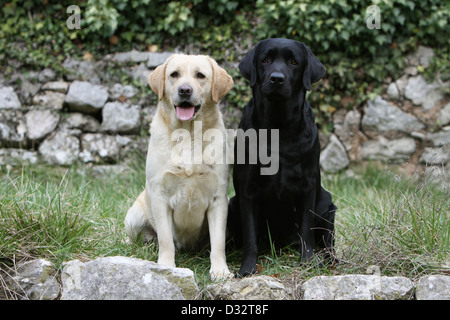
[259,157,308,201]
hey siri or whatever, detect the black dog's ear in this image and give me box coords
[239,45,258,87]
[301,43,326,91]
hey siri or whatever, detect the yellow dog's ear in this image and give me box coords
[209,58,233,103]
[149,56,173,101]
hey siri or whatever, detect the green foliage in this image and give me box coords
[0,0,81,74]
[85,0,120,37]
[327,164,449,276]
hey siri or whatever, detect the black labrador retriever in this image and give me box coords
[228,38,337,277]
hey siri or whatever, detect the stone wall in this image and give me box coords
[319,46,449,188]
[1,47,449,180]
[0,51,176,167]
[4,257,449,300]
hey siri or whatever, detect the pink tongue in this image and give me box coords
[176,106,195,121]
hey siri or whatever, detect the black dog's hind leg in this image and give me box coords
[314,187,337,263]
[237,196,260,277]
[295,189,317,263]
[298,210,316,263]
[227,196,242,248]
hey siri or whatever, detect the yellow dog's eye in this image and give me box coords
[290,59,298,65]
[170,71,179,78]
[196,72,206,79]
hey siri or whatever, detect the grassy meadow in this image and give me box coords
[1,157,449,297]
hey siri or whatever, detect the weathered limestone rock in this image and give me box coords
[38,130,80,165]
[362,96,424,135]
[301,275,414,300]
[362,136,416,163]
[60,256,200,300]
[110,83,138,100]
[114,49,150,63]
[0,110,27,147]
[32,91,66,110]
[25,108,60,141]
[147,52,174,68]
[38,68,56,83]
[0,86,21,109]
[65,81,108,113]
[424,165,449,193]
[320,134,349,173]
[427,130,450,147]
[63,58,99,82]
[0,148,38,166]
[41,81,69,93]
[438,102,450,126]
[5,259,60,300]
[59,112,101,135]
[404,75,445,110]
[405,46,435,68]
[206,275,291,300]
[419,145,450,165]
[101,102,141,134]
[333,108,367,162]
[19,80,41,105]
[416,275,450,300]
[387,82,399,99]
[79,133,120,163]
[129,63,152,85]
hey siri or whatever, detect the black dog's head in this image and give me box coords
[239,38,325,100]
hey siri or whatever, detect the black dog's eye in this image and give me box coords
[170,71,179,78]
[289,59,298,65]
[196,72,206,79]
[262,57,270,64]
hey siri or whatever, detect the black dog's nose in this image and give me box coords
[178,85,193,98]
[270,72,285,85]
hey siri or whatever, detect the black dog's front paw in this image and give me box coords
[299,246,314,263]
[236,263,258,278]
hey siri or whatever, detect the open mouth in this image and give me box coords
[174,101,201,121]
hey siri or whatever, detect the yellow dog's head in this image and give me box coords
[149,54,233,122]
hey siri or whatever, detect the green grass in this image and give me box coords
[329,165,449,278]
[1,159,449,298]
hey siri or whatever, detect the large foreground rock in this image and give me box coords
[416,275,450,300]
[5,259,60,300]
[206,275,291,300]
[60,256,200,300]
[301,275,414,300]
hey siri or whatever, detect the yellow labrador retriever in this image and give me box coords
[124,54,233,279]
